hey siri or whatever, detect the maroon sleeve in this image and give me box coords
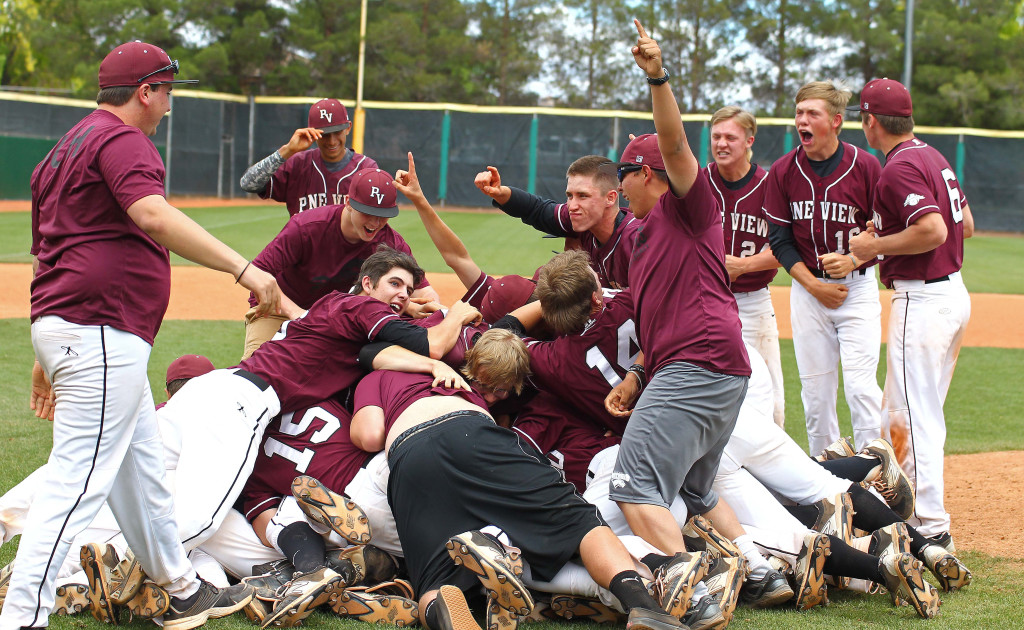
[353,370,385,414]
[328,296,400,344]
[876,160,940,229]
[96,131,167,211]
[665,174,719,233]
[762,160,792,225]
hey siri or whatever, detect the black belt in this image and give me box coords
[234,368,270,392]
[810,267,867,279]
[925,275,950,284]
[387,410,492,460]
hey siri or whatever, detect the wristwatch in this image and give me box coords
[647,70,670,86]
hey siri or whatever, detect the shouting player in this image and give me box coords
[763,80,883,455]
[848,78,974,550]
[239,99,377,216]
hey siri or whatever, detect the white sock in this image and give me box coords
[733,534,771,579]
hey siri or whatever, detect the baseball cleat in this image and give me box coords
[870,522,912,563]
[920,544,972,592]
[793,532,830,610]
[814,436,856,462]
[926,531,956,554]
[486,593,523,630]
[124,582,170,619]
[702,555,746,620]
[739,568,793,608]
[325,543,400,586]
[549,594,624,624]
[878,552,941,618]
[0,561,12,610]
[110,548,146,606]
[681,515,743,559]
[435,585,483,630]
[651,551,710,619]
[446,530,533,617]
[80,543,119,624]
[291,475,372,544]
[624,606,686,630]
[53,583,90,616]
[860,438,915,520]
[243,597,271,625]
[811,493,854,589]
[164,579,255,630]
[330,589,419,627]
[681,593,726,630]
[260,566,342,628]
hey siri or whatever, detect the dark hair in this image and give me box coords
[357,245,425,289]
[566,155,618,193]
[96,85,139,106]
[535,250,599,335]
[871,112,915,135]
[166,378,189,398]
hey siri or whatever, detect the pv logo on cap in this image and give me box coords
[320,109,333,123]
[370,186,385,205]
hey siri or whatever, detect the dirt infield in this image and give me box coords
[3,262,1021,558]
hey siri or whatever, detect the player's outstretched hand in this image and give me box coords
[474,167,504,198]
[632,19,663,79]
[448,300,482,326]
[30,360,55,422]
[406,297,442,319]
[241,265,284,317]
[394,152,425,202]
[813,282,849,309]
[431,361,471,391]
[605,374,641,418]
[281,127,323,159]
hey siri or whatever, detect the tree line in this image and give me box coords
[2,0,1022,129]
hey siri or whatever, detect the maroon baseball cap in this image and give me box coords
[348,169,399,218]
[603,133,666,173]
[309,99,351,134]
[165,354,215,384]
[481,275,536,323]
[847,78,913,117]
[99,41,198,89]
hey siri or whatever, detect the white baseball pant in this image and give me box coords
[884,272,970,537]
[790,267,883,454]
[735,287,786,428]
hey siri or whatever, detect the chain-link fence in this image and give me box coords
[2,91,1021,231]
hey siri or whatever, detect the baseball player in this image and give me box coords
[474,155,640,289]
[159,354,216,407]
[239,99,377,216]
[704,106,786,428]
[602,20,751,565]
[9,41,282,630]
[847,78,974,549]
[763,80,884,455]
[241,167,440,359]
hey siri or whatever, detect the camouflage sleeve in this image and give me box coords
[239,151,285,193]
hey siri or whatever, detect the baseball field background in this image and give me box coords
[0,198,1022,629]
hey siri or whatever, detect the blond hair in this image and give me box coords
[535,250,599,335]
[710,106,758,162]
[462,328,531,394]
[795,80,853,118]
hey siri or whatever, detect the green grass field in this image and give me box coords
[1,204,1022,629]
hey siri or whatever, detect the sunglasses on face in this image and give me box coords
[137,59,179,84]
[470,379,512,398]
[617,165,643,182]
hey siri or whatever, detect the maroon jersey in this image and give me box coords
[354,370,488,435]
[763,142,881,271]
[703,164,777,293]
[870,138,967,287]
[239,292,411,412]
[30,109,170,344]
[249,204,424,309]
[261,148,378,216]
[629,176,750,377]
[513,393,621,492]
[525,290,638,435]
[241,396,368,521]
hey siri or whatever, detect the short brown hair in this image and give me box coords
[870,112,915,135]
[711,106,758,161]
[795,80,852,118]
[535,250,599,335]
[461,328,531,394]
[96,85,139,106]
[566,155,618,194]
[357,245,425,290]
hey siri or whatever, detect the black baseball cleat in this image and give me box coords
[624,606,687,630]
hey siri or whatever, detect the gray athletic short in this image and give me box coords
[608,361,748,514]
